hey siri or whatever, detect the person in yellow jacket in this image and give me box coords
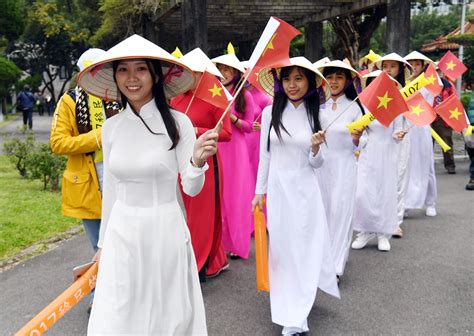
[50,49,120,311]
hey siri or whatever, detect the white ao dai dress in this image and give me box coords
[256,103,340,334]
[353,117,403,235]
[318,96,363,275]
[88,100,208,335]
[405,89,438,210]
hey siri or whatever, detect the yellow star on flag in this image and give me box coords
[446,60,456,71]
[449,107,462,120]
[262,33,277,57]
[376,91,393,109]
[208,84,223,98]
[426,74,436,85]
[410,104,425,117]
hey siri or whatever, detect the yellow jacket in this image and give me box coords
[50,92,102,219]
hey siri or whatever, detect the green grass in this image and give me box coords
[0,155,80,260]
[0,113,19,128]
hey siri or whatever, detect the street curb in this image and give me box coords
[0,225,84,273]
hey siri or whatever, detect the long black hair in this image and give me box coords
[268,66,321,151]
[113,59,180,150]
[322,66,365,116]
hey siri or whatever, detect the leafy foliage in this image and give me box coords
[3,131,67,191]
[0,56,21,98]
[25,143,66,191]
[92,0,165,48]
[3,131,36,177]
[8,0,100,104]
[0,0,25,42]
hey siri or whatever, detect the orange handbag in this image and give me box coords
[254,205,269,292]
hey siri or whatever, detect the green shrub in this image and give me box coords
[3,132,66,191]
[25,143,66,191]
[2,131,36,177]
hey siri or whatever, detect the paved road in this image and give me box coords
[1,159,473,335]
[0,113,53,154]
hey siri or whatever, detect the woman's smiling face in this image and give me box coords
[115,60,155,111]
[282,67,309,102]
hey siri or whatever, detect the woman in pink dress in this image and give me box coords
[245,83,272,190]
[212,53,256,259]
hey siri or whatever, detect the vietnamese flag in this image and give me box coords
[423,64,443,97]
[247,17,301,71]
[438,50,468,82]
[434,94,468,132]
[403,91,437,126]
[357,71,409,127]
[194,71,231,110]
[246,64,267,93]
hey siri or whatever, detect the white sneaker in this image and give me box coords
[425,206,437,217]
[351,233,375,249]
[377,236,391,252]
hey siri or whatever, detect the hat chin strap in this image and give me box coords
[331,77,355,98]
[288,89,317,103]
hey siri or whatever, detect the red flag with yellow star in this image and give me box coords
[357,71,409,127]
[403,91,437,126]
[438,50,468,82]
[423,64,443,97]
[194,71,231,110]
[248,17,301,71]
[434,94,468,132]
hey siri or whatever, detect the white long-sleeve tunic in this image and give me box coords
[88,100,208,335]
[405,88,438,209]
[353,116,403,235]
[318,96,363,275]
[256,102,340,331]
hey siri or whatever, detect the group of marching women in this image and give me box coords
[72,34,450,335]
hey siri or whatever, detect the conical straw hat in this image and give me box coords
[212,53,246,73]
[180,48,223,78]
[257,56,330,100]
[404,51,434,64]
[316,59,360,77]
[78,34,195,101]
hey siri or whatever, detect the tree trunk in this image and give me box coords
[329,16,359,65]
[181,0,208,53]
[305,21,323,62]
[386,0,410,54]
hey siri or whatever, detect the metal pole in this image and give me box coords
[456,0,467,95]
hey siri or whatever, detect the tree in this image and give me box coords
[92,0,165,48]
[328,5,387,65]
[0,56,21,114]
[0,0,25,43]
[8,1,99,104]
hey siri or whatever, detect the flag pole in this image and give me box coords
[184,95,196,115]
[213,68,252,130]
[456,0,467,96]
[324,96,360,132]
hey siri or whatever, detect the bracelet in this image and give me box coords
[232,117,239,125]
[190,157,205,168]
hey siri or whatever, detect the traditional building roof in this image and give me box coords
[421,19,474,53]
